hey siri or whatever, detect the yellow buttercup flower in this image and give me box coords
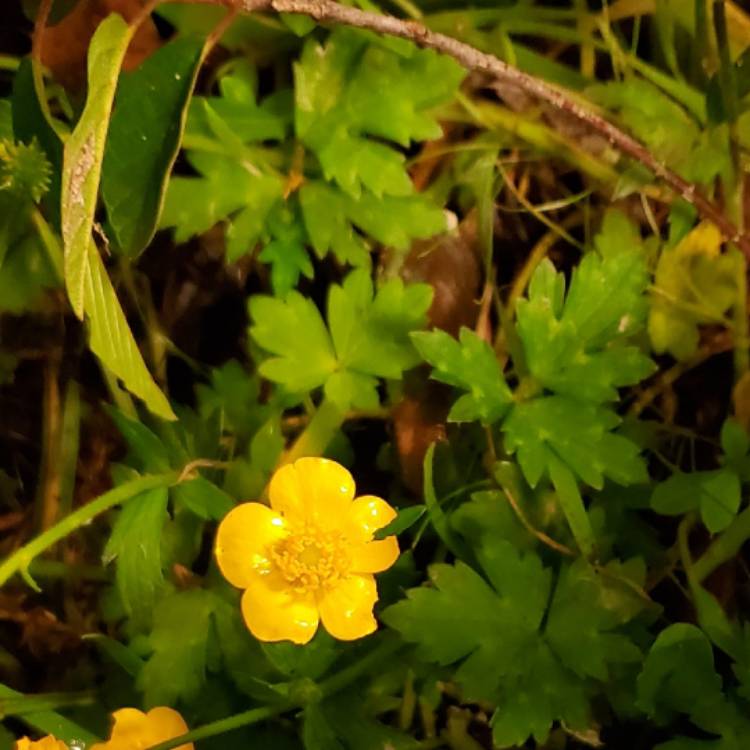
[215,457,400,644]
[14,737,67,750]
[90,707,193,750]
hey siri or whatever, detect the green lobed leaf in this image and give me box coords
[258,203,314,295]
[84,242,174,419]
[249,290,337,393]
[651,469,741,533]
[637,624,723,724]
[303,693,417,750]
[384,544,641,746]
[249,269,431,407]
[161,153,284,250]
[411,327,512,424]
[517,249,654,404]
[139,589,217,707]
[503,396,648,490]
[61,13,132,318]
[102,34,205,256]
[102,486,169,629]
[545,560,642,680]
[330,269,433,380]
[295,28,462,198]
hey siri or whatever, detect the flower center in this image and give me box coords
[269,526,350,593]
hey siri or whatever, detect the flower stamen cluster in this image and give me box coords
[269,525,350,593]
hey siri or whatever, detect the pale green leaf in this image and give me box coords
[411,327,512,424]
[61,13,132,318]
[84,242,174,419]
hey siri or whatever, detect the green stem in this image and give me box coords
[0,55,20,72]
[732,249,749,377]
[692,504,750,582]
[0,683,100,746]
[146,637,402,750]
[28,559,110,582]
[0,690,97,717]
[30,208,64,281]
[146,704,292,750]
[318,635,402,697]
[280,398,346,466]
[0,472,177,588]
[58,379,81,521]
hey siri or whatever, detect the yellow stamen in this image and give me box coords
[269,526,350,593]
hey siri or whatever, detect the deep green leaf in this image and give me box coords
[173,476,234,521]
[503,396,647,490]
[375,505,426,540]
[103,486,169,629]
[108,408,170,472]
[11,60,63,225]
[139,589,217,706]
[651,469,741,533]
[382,552,608,746]
[102,34,205,256]
[517,251,653,403]
[637,624,723,724]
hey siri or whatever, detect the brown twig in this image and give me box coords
[189,0,750,257]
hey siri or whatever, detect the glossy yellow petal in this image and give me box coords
[269,458,355,528]
[90,707,192,750]
[215,502,286,589]
[318,574,378,640]
[14,738,67,750]
[241,573,319,644]
[350,537,399,574]
[344,495,397,543]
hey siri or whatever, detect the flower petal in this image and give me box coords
[241,573,319,644]
[344,495,397,543]
[269,458,355,527]
[350,537,399,574]
[318,574,378,640]
[215,502,287,589]
[15,739,67,750]
[142,707,192,750]
[90,707,192,750]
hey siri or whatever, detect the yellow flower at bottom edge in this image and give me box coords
[14,737,67,750]
[90,707,193,750]
[215,457,400,644]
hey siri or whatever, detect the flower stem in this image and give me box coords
[318,635,402,698]
[280,398,346,465]
[145,704,293,750]
[0,472,178,589]
[0,683,100,746]
[692,504,750,582]
[145,636,403,750]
